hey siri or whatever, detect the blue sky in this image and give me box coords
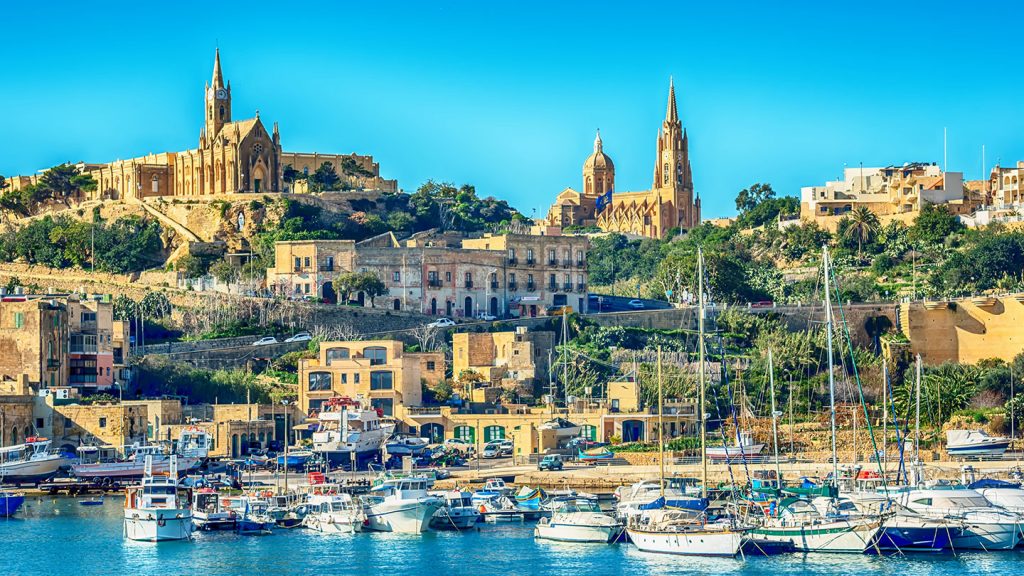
[2,1,1022,218]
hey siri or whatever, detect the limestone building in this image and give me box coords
[5,49,396,201]
[545,80,700,239]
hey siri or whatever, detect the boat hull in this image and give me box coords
[0,457,63,484]
[304,513,363,533]
[430,507,479,530]
[75,457,201,480]
[192,513,237,531]
[953,521,1020,550]
[313,448,382,471]
[874,518,953,552]
[706,444,766,461]
[627,528,744,556]
[124,508,194,542]
[536,522,621,543]
[946,441,1010,457]
[751,519,882,553]
[365,499,443,533]
[0,494,26,517]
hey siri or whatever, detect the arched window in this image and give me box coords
[585,176,593,194]
[663,163,670,185]
[151,175,159,193]
[219,106,225,120]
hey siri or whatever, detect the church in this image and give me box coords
[545,80,700,239]
[12,49,396,202]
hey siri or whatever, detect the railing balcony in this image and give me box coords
[577,283,586,292]
[526,258,535,266]
[46,359,61,369]
[547,283,558,291]
[507,257,518,266]
[490,281,499,290]
[576,259,586,268]
[547,259,557,266]
[80,320,97,331]
[562,260,572,267]
[563,283,573,291]
[526,283,536,292]
[508,282,518,291]
[318,265,334,272]
[427,279,442,288]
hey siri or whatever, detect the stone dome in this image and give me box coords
[583,129,614,171]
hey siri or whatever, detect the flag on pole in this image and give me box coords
[595,188,613,214]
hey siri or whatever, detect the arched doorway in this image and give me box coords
[240,435,249,455]
[483,425,506,443]
[621,420,645,443]
[464,296,473,318]
[322,281,337,304]
[445,300,453,317]
[489,297,498,317]
[453,425,475,444]
[430,298,438,315]
[252,163,266,193]
[420,423,444,443]
[231,434,239,458]
[393,298,401,311]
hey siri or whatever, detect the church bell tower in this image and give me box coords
[205,48,232,140]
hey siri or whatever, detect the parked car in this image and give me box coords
[284,331,312,343]
[476,312,498,321]
[498,440,514,457]
[427,318,457,328]
[538,454,564,471]
[482,442,502,459]
[443,438,475,454]
[627,299,645,309]
[252,336,279,346]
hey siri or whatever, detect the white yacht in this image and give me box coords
[304,491,365,533]
[123,456,194,542]
[362,477,443,533]
[898,487,1021,550]
[191,489,237,531]
[535,497,622,543]
[430,490,480,530]
[614,478,706,521]
[311,397,394,469]
[0,438,64,484]
[748,498,884,553]
[945,430,1010,458]
[627,509,747,556]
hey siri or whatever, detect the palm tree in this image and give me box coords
[844,206,880,259]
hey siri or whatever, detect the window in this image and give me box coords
[152,175,159,193]
[445,271,452,282]
[341,373,348,384]
[370,371,393,390]
[308,372,332,391]
[13,312,24,329]
[326,347,350,365]
[426,361,436,371]
[304,257,311,268]
[325,256,334,271]
[304,283,311,294]
[371,398,394,417]
[354,373,360,384]
[577,251,585,265]
[393,271,401,283]
[294,257,301,271]
[36,418,44,429]
[364,347,387,366]
[81,312,96,322]
[99,417,107,428]
[508,248,516,260]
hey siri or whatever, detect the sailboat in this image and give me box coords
[749,246,884,553]
[627,248,750,557]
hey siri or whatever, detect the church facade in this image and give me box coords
[9,49,396,203]
[545,80,700,239]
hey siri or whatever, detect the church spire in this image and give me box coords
[594,129,603,153]
[665,76,678,124]
[212,48,225,88]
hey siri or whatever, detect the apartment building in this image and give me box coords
[451,328,554,400]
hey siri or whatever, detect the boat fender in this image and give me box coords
[158,514,166,527]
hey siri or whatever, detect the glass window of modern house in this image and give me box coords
[371,398,394,416]
[326,347,350,365]
[308,372,332,391]
[370,371,393,390]
[364,347,387,366]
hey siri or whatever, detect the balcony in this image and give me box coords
[547,259,557,266]
[318,265,334,272]
[526,283,536,292]
[508,282,518,291]
[427,279,442,288]
[464,280,473,289]
[507,257,518,266]
[526,258,535,266]
[562,260,572,268]
[576,259,586,268]
[577,283,587,292]
[46,359,60,369]
[80,320,97,331]
[490,281,499,290]
[547,283,558,292]
[563,283,573,291]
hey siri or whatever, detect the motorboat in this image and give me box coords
[0,438,64,484]
[897,487,1021,550]
[748,497,884,553]
[123,456,194,542]
[303,491,364,533]
[430,490,480,530]
[191,489,237,531]
[535,497,622,543]
[78,495,105,507]
[471,478,512,505]
[820,495,955,553]
[222,495,274,535]
[614,478,707,521]
[627,508,748,556]
[276,450,314,469]
[74,441,205,482]
[705,431,766,461]
[0,491,25,517]
[945,430,1010,458]
[310,397,394,470]
[361,476,443,533]
[385,435,430,457]
[538,418,581,438]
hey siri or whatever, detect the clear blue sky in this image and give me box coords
[3,1,1022,218]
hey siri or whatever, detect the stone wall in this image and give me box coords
[901,296,1024,364]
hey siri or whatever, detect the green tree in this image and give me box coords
[140,291,172,320]
[844,206,880,259]
[910,203,962,245]
[307,162,341,192]
[38,163,97,206]
[209,258,239,285]
[735,182,775,213]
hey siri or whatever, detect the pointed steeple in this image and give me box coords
[212,48,225,88]
[593,129,603,153]
[665,76,678,124]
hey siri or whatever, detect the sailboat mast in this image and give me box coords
[658,346,665,498]
[698,247,707,499]
[915,354,922,464]
[882,362,889,474]
[823,245,838,488]
[768,348,782,485]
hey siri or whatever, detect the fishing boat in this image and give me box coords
[514,486,548,510]
[945,430,1010,458]
[74,436,207,482]
[123,456,194,542]
[471,478,512,505]
[535,497,622,543]
[361,476,443,533]
[578,446,614,461]
[705,431,766,461]
[538,418,581,439]
[78,495,105,507]
[0,438,64,484]
[303,491,364,533]
[0,491,25,517]
[276,450,314,469]
[614,478,708,521]
[190,489,237,531]
[235,498,275,535]
[310,397,394,469]
[430,490,480,530]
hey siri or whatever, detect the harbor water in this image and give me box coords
[3,498,1024,575]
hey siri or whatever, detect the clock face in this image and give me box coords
[215,89,227,100]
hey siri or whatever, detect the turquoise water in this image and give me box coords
[2,498,1024,575]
